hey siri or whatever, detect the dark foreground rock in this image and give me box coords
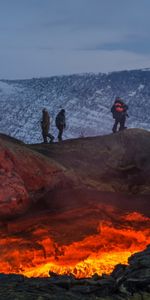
[0,245,150,300]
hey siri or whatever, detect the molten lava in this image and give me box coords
[0,208,150,278]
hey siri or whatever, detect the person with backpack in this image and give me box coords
[41,108,54,143]
[55,109,66,141]
[111,97,128,133]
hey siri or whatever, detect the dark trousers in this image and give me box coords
[42,131,54,143]
[57,125,64,141]
[112,117,126,133]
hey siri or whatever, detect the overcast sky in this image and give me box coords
[0,0,150,79]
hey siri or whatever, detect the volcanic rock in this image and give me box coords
[31,128,150,195]
[111,263,127,281]
[0,134,76,219]
[1,243,150,300]
[128,244,150,268]
[1,128,150,220]
[0,129,150,300]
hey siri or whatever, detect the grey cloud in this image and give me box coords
[0,0,150,78]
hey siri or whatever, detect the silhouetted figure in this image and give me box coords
[41,108,54,143]
[111,97,128,133]
[55,109,66,141]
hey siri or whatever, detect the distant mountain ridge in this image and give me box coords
[0,69,150,143]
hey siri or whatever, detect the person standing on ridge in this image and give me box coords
[55,109,66,141]
[41,108,54,143]
[111,97,128,133]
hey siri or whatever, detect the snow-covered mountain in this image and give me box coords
[0,69,150,143]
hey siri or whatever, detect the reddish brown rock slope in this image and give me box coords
[0,135,75,218]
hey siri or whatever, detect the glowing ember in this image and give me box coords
[0,210,150,278]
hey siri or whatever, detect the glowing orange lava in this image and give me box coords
[0,211,150,278]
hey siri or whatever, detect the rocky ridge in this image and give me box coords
[1,128,150,219]
[31,128,150,195]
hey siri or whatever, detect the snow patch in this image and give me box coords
[128,91,136,97]
[95,89,104,95]
[138,84,144,91]
[0,81,22,95]
[141,68,150,72]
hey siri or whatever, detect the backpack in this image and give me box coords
[114,102,124,113]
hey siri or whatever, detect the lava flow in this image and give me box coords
[0,202,150,278]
